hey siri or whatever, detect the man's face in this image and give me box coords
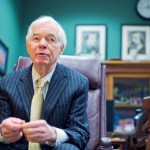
[26,21,63,69]
[87,33,97,46]
[131,32,142,45]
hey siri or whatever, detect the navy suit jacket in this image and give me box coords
[0,63,90,150]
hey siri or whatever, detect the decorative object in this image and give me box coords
[122,25,150,61]
[136,0,150,19]
[0,40,9,76]
[75,25,106,60]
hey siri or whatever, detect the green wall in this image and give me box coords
[0,0,22,74]
[0,0,150,74]
[20,0,150,58]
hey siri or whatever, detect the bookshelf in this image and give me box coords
[103,60,150,135]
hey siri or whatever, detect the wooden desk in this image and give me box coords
[112,138,126,150]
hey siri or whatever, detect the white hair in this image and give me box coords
[26,16,67,49]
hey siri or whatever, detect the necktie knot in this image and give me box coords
[37,77,47,89]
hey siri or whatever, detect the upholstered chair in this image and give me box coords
[14,55,112,150]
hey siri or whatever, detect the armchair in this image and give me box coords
[127,97,150,150]
[14,55,112,150]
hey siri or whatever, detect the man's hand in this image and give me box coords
[1,117,25,143]
[22,120,57,144]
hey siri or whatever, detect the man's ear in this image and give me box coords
[26,42,30,54]
[58,45,64,56]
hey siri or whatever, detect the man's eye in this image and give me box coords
[47,38,56,43]
[33,37,39,41]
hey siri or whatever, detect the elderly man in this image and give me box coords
[0,16,90,150]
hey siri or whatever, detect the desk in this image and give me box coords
[112,138,126,150]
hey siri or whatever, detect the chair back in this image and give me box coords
[14,55,107,150]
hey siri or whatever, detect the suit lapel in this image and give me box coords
[16,64,68,120]
[42,64,68,118]
[17,66,34,121]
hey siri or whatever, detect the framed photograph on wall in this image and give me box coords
[75,25,106,60]
[0,40,9,76]
[122,25,150,61]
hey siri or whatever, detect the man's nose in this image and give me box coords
[39,38,47,49]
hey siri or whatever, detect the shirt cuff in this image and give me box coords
[45,127,69,147]
[55,127,69,146]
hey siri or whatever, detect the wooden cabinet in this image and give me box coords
[103,60,150,135]
[103,60,150,100]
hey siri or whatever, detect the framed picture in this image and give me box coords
[122,25,150,61]
[75,25,106,60]
[0,40,9,76]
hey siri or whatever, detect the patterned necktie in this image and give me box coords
[29,77,47,150]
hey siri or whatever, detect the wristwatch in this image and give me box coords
[45,140,56,146]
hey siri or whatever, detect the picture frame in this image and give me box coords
[122,25,150,61]
[75,25,106,60]
[0,40,9,76]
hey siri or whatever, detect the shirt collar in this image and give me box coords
[32,66,55,84]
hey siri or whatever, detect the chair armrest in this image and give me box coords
[97,137,113,150]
